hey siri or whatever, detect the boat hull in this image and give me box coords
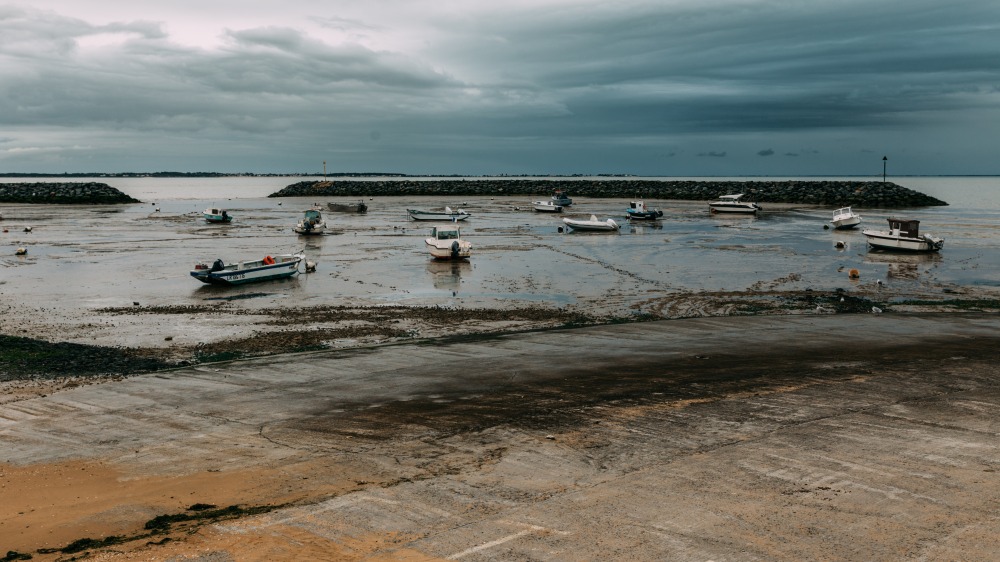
[863,231,944,252]
[831,217,861,229]
[626,210,663,220]
[190,256,303,285]
[562,218,619,232]
[533,201,562,212]
[709,203,759,214]
[408,210,471,221]
[204,215,233,223]
[426,241,472,260]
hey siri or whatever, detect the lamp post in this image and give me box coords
[882,156,887,183]
[323,160,327,181]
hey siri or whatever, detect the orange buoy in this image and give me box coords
[848,268,860,279]
[263,255,275,265]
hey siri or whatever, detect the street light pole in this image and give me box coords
[882,156,887,183]
[323,160,327,181]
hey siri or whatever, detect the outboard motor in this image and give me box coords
[211,259,225,272]
[450,240,461,259]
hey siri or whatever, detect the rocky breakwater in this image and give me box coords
[270,179,946,207]
[0,182,140,204]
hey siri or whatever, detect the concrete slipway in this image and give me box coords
[2,314,1000,560]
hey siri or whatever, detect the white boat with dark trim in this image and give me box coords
[551,190,573,206]
[830,206,862,229]
[563,215,620,232]
[408,206,471,221]
[190,253,305,285]
[533,200,563,213]
[293,207,327,235]
[425,224,472,260]
[625,200,663,220]
[863,218,944,252]
[203,208,232,223]
[708,194,761,214]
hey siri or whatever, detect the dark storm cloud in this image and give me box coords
[2,0,1000,173]
[758,149,774,157]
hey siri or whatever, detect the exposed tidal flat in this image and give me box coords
[1,177,997,381]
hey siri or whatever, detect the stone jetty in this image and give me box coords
[0,182,140,204]
[269,179,947,207]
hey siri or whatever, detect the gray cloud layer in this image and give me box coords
[2,1,998,174]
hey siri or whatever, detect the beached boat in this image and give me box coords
[293,208,327,235]
[625,200,663,220]
[425,224,472,260]
[830,206,862,229]
[408,207,471,221]
[326,201,368,213]
[563,215,620,232]
[533,200,563,213]
[190,253,304,285]
[863,218,944,252]
[708,194,761,214]
[551,190,573,206]
[203,208,232,223]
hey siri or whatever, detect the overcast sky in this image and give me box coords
[2,1,998,175]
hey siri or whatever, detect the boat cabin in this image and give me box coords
[430,225,462,240]
[629,201,650,212]
[886,218,921,237]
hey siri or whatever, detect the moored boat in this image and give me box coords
[830,206,862,229]
[708,194,761,214]
[863,218,944,252]
[551,190,573,206]
[533,200,563,213]
[425,224,472,260]
[563,215,620,232]
[293,207,327,234]
[408,206,471,221]
[203,208,232,223]
[190,253,305,285]
[326,201,368,213]
[625,200,663,220]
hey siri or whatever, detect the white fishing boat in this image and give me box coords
[708,193,761,214]
[190,253,304,285]
[563,215,620,232]
[408,206,471,221]
[425,224,472,260]
[625,200,663,220]
[863,218,944,252]
[551,190,573,206]
[293,207,327,234]
[203,208,232,223]
[533,200,563,213]
[830,206,862,229]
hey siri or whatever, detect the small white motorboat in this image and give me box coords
[190,253,305,285]
[408,206,471,221]
[625,200,663,220]
[293,207,327,234]
[533,200,563,213]
[708,193,761,214]
[830,206,862,229]
[425,224,472,260]
[551,190,573,206]
[563,215,620,232]
[863,218,944,252]
[203,208,232,223]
